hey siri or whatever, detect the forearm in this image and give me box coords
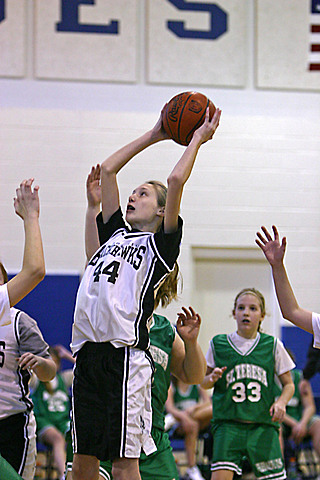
[22,215,45,281]
[181,341,206,384]
[300,405,316,426]
[278,383,295,408]
[33,358,56,382]
[201,373,215,390]
[101,129,162,175]
[272,263,312,332]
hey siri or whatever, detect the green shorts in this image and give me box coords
[139,427,179,480]
[212,421,286,480]
[36,415,70,439]
[65,427,179,480]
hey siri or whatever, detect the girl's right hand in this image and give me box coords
[86,164,101,208]
[150,105,171,142]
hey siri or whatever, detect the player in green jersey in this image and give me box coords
[201,288,295,480]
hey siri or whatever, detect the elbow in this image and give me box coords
[167,173,183,190]
[32,265,46,284]
[101,160,116,177]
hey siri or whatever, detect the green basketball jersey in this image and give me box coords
[211,332,277,426]
[149,314,175,430]
[32,373,70,431]
[274,368,303,422]
[173,384,200,411]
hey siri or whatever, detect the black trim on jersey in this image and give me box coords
[149,236,173,272]
[14,310,21,346]
[121,347,130,458]
[133,255,157,349]
[18,412,30,476]
[14,311,33,412]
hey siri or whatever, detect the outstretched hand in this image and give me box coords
[193,107,221,145]
[14,178,40,220]
[176,306,201,344]
[86,164,101,208]
[255,225,287,267]
[150,104,171,142]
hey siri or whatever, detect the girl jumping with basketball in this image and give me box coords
[71,106,221,480]
[201,288,295,480]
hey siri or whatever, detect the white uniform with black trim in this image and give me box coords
[71,208,182,460]
[71,209,182,354]
[0,284,50,480]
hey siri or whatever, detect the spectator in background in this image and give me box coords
[31,345,75,480]
[165,378,212,480]
[274,349,320,459]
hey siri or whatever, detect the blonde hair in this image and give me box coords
[146,180,167,208]
[154,262,181,309]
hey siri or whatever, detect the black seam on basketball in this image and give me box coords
[178,92,193,145]
[186,99,209,145]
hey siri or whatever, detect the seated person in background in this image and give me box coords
[165,378,212,480]
[31,345,75,480]
[274,349,320,460]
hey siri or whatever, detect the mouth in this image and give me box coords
[127,204,135,212]
[242,319,250,324]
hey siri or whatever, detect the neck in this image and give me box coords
[236,330,259,340]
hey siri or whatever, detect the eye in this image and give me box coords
[238,305,244,311]
[250,306,258,311]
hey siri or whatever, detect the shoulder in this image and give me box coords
[152,314,175,341]
[212,334,227,344]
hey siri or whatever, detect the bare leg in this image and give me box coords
[211,469,234,480]
[40,427,66,479]
[308,419,320,458]
[112,457,141,480]
[72,453,99,480]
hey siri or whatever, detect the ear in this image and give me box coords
[157,206,165,218]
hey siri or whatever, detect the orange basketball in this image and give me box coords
[162,91,216,146]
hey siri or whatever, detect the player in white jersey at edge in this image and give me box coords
[0,179,56,480]
[71,106,221,480]
[256,225,320,347]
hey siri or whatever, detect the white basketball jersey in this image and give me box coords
[72,217,181,354]
[0,284,50,419]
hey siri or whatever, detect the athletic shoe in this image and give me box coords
[185,464,206,480]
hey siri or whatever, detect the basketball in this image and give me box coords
[162,91,216,146]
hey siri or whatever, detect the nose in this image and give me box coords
[129,193,136,203]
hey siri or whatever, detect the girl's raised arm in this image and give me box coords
[100,111,169,223]
[164,108,221,233]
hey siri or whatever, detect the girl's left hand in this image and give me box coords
[269,400,286,422]
[192,107,221,145]
[176,306,201,343]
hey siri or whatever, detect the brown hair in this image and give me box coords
[154,262,181,309]
[0,263,8,284]
[233,288,266,331]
